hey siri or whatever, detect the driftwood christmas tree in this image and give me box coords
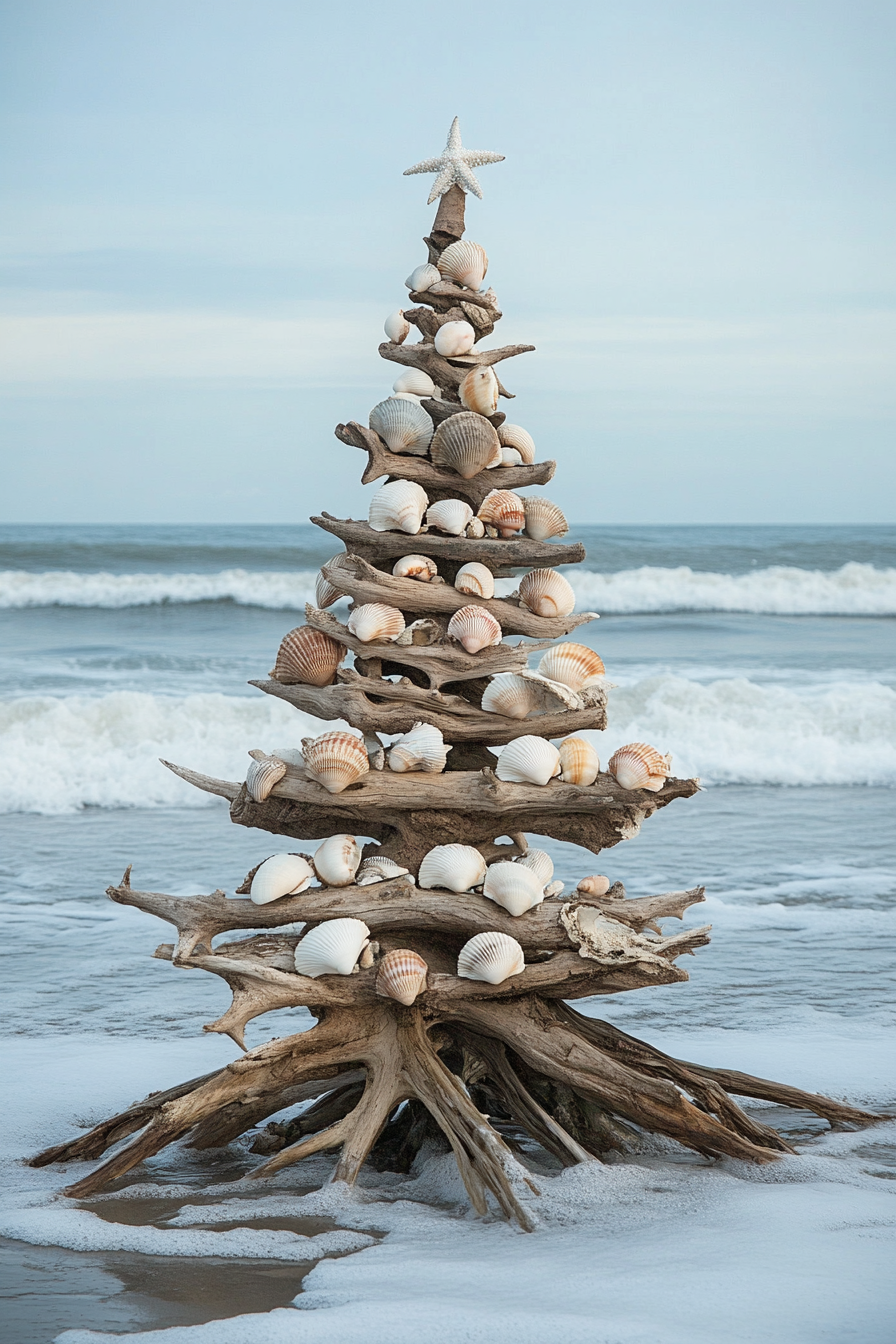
[34,121,882,1229]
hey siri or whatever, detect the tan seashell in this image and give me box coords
[558,736,600,786]
[500,447,522,466]
[313,834,361,887]
[376,949,429,1006]
[270,626,344,687]
[405,262,441,293]
[577,875,611,898]
[369,397,433,457]
[516,849,554,885]
[384,310,410,344]
[392,554,438,582]
[426,498,474,535]
[495,736,561,786]
[465,516,486,539]
[437,239,488,292]
[387,721,451,774]
[246,752,287,802]
[483,861,545,917]
[480,673,537,720]
[394,617,442,646]
[477,489,526,537]
[431,412,501,480]
[497,423,536,464]
[348,603,405,643]
[434,320,476,357]
[419,843,487,893]
[357,856,413,886]
[393,368,436,397]
[250,853,314,905]
[458,365,499,417]
[294,918,370,978]
[457,932,525,985]
[447,605,502,654]
[608,743,672,792]
[454,561,495,599]
[537,643,605,691]
[368,479,428,534]
[315,553,352,610]
[301,730,370,794]
[518,568,576,618]
[524,496,569,542]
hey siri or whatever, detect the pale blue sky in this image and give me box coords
[1,0,893,523]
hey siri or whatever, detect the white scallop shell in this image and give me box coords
[500,447,522,466]
[454,562,495,599]
[369,397,433,457]
[558,737,600,786]
[393,368,436,397]
[437,239,488,292]
[245,753,287,802]
[426,498,474,536]
[301,730,370,794]
[387,721,451,774]
[516,848,554,885]
[392,554,438,581]
[434,321,476,357]
[497,424,536,464]
[577,875,611,898]
[249,853,314,905]
[447,605,502,654]
[483,861,545,917]
[419,843,487,893]
[537,643,605,691]
[458,365,499,417]
[405,263,441,293]
[347,603,405,643]
[495,736,561,786]
[294,917,370,978]
[357,856,414,886]
[368,479,428,534]
[457,932,525,985]
[480,673,537,720]
[384,310,410,344]
[608,743,672,792]
[518,568,576,618]
[524,497,569,542]
[313,834,362,887]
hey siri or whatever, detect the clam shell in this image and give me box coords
[246,753,287,802]
[458,365,499,417]
[544,879,565,899]
[608,743,672,792]
[419,843,487,893]
[454,561,495,599]
[384,310,410,344]
[465,517,486,539]
[315,553,352,611]
[270,625,344,686]
[376,949,429,1005]
[498,423,536,464]
[483,861,545,917]
[500,447,522,466]
[348,603,405,643]
[495,736,561,786]
[437,239,488,292]
[392,554,438,581]
[313,834,361,887]
[431,412,501,480]
[368,479,428,534]
[387,721,451,774]
[357,856,413,886]
[558,736,600,786]
[457,932,525,985]
[405,262,441,293]
[480,673,537,720]
[250,853,314,905]
[518,568,576,618]
[447,605,502,654]
[426,498,474,535]
[393,368,436,397]
[577,875,611,898]
[369,397,433,457]
[434,320,476,357]
[301,730,370,794]
[524,496,569,542]
[537,643,605,691]
[477,489,526,537]
[516,848,554,885]
[294,917,370,978]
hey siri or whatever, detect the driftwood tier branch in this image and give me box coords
[35,123,885,1227]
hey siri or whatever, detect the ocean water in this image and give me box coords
[1,523,895,1343]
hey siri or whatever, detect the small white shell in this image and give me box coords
[500,447,522,466]
[524,497,569,542]
[434,321,476,357]
[393,368,436,397]
[368,479,428,534]
[454,562,495,599]
[357,856,414,886]
[301,730,370,794]
[392,554,438,581]
[518,568,576,618]
[498,424,536,464]
[465,517,486,539]
[294,918,370,978]
[249,853,314,905]
[480,673,537,720]
[458,365,499,417]
[447,605,502,654]
[348,603,405,643]
[419,843,487,893]
[384,310,410,344]
[387,721,451,774]
[437,239,488,292]
[246,753,287,802]
[457,932,525,985]
[495,736,561,786]
[483,861,545,917]
[608,743,672,792]
[537,643,605,691]
[313,834,362,887]
[516,849,554,885]
[369,397,433,457]
[577,875,611,898]
[405,263,441,293]
[426,498,474,535]
[558,737,600,786]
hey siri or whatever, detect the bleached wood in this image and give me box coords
[311,513,585,571]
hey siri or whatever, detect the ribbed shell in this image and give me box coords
[392,554,438,582]
[294,918,370,978]
[495,735,561,786]
[458,366,499,417]
[301,730,370,794]
[347,603,405,644]
[517,848,554,885]
[315,554,350,611]
[249,853,314,905]
[313,834,362,887]
[430,413,501,480]
[497,423,536,464]
[419,843,487,893]
[480,673,536,720]
[405,262,441,293]
[369,397,433,457]
[376,949,429,1006]
[246,754,287,802]
[477,489,526,537]
[558,736,600,786]
[357,856,413,886]
[608,743,672,792]
[577,875,611,898]
[447,605,502,654]
[368,479,428,534]
[383,310,410,344]
[393,368,436,397]
[434,320,476,357]
[537,643,605,691]
[437,240,488,292]
[518,568,576,618]
[270,625,344,686]
[426,498,474,536]
[457,932,525,985]
[524,496,569,542]
[483,861,545,917]
[387,721,450,774]
[454,562,495,599]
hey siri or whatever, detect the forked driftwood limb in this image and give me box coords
[378,339,535,401]
[311,514,585,572]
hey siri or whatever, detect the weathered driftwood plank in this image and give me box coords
[311,514,586,571]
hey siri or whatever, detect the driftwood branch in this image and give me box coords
[378,340,535,399]
[311,514,586,572]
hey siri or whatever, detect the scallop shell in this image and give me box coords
[315,553,352,610]
[457,932,525,985]
[465,517,486,539]
[437,240,488,292]
[376,949,429,1006]
[480,673,537,720]
[516,848,554,885]
[393,368,436,397]
[384,310,410,344]
[419,843,487,893]
[301,730,370,794]
[294,918,370,978]
[454,562,495,599]
[458,366,499,417]
[500,447,522,466]
[368,479,428,534]
[498,423,536,465]
[430,412,501,480]
[270,626,344,686]
[313,834,362,887]
[246,753,287,802]
[387,721,451,774]
[537,643,605,691]
[577,875,611,898]
[348,603,405,643]
[357,856,413,886]
[426,498,474,535]
[524,497,569,542]
[495,736,561,786]
[518,568,576,618]
[392,554,438,582]
[477,489,526,537]
[405,262,441,293]
[447,605,502,654]
[608,743,672,792]
[483,861,545,918]
[249,853,314,905]
[434,320,476,357]
[369,397,433,457]
[558,737,600,786]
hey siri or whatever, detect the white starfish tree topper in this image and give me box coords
[404,117,505,204]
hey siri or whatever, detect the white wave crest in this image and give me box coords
[0,568,321,610]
